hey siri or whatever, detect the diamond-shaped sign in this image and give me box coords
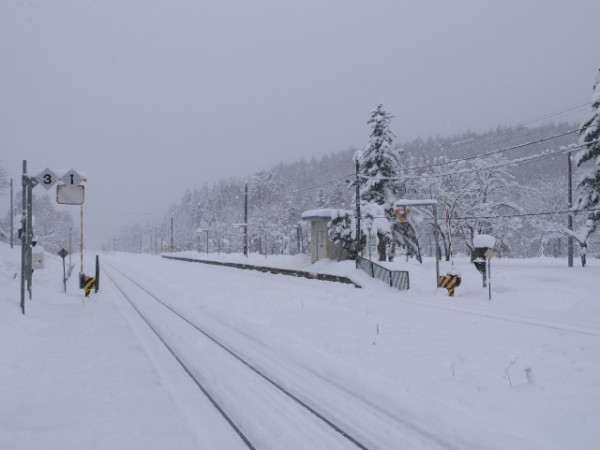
[35,168,58,190]
[484,248,496,260]
[61,169,83,186]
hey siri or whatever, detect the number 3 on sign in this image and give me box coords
[35,168,58,191]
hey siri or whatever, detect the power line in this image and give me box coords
[280,100,593,194]
[451,206,600,221]
[362,207,600,221]
[283,173,354,194]
[365,140,598,181]
[397,127,583,173]
[282,134,596,193]
[418,99,592,156]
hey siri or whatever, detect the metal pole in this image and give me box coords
[567,153,574,268]
[197,204,201,252]
[355,159,361,258]
[488,257,492,300]
[10,178,13,248]
[26,175,33,299]
[80,205,84,274]
[244,183,248,257]
[205,230,209,255]
[433,204,440,287]
[95,255,100,292]
[170,216,174,251]
[62,256,67,293]
[69,226,72,270]
[20,161,27,314]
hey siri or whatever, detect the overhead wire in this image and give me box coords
[279,99,595,193]
[417,99,592,156]
[363,140,599,181]
[362,207,600,221]
[395,127,584,173]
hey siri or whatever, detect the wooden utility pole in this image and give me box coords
[10,178,13,248]
[567,152,574,267]
[355,159,361,258]
[244,183,248,257]
[170,216,174,251]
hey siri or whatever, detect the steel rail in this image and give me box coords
[104,269,258,450]
[104,263,371,450]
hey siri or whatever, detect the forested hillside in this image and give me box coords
[105,119,598,261]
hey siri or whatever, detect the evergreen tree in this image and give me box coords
[576,68,600,225]
[359,104,399,205]
[358,104,405,261]
[0,162,7,197]
[572,69,600,265]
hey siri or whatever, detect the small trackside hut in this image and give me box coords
[301,209,352,264]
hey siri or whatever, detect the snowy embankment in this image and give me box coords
[2,242,599,449]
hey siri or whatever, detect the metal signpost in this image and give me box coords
[485,248,495,300]
[19,161,85,314]
[58,248,69,293]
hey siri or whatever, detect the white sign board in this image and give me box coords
[35,168,59,190]
[56,184,85,205]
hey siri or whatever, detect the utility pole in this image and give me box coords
[197,203,201,252]
[567,152,574,268]
[355,159,361,258]
[170,216,174,251]
[243,182,248,257]
[69,226,72,270]
[26,169,33,299]
[20,161,27,314]
[10,178,13,248]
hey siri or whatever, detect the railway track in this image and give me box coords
[103,261,458,450]
[104,263,372,449]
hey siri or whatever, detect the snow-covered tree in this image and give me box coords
[574,68,600,264]
[328,210,361,258]
[0,162,7,197]
[359,104,399,205]
[31,194,76,254]
[357,104,404,261]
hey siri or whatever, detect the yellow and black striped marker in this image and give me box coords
[439,274,461,297]
[83,275,96,297]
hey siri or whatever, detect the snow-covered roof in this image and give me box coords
[473,234,496,248]
[301,209,350,221]
[394,199,437,207]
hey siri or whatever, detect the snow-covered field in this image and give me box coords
[1,242,599,449]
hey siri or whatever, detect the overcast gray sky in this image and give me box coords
[1,0,599,248]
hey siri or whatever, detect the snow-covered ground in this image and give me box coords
[1,242,599,449]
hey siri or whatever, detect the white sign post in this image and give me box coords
[484,248,495,300]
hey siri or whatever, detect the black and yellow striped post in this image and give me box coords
[82,274,96,297]
[438,274,461,297]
